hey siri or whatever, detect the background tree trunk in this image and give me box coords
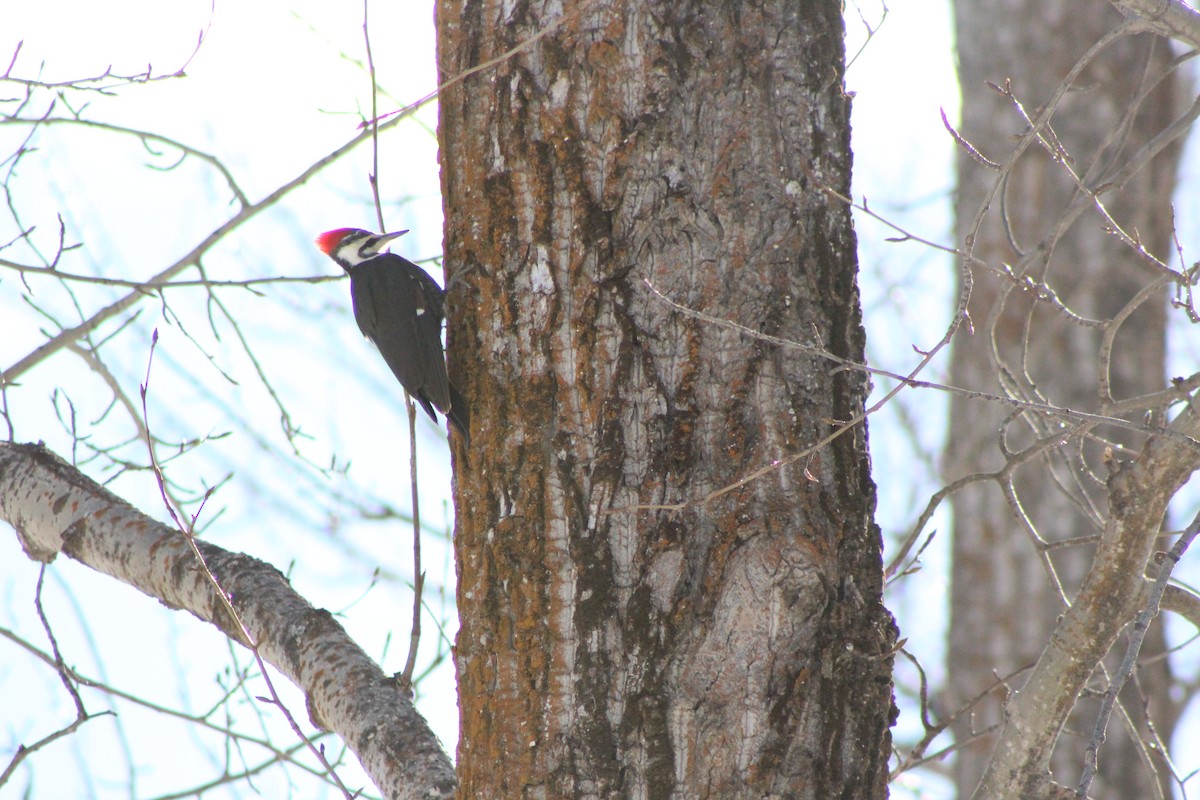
[946,2,1182,796]
[436,0,896,796]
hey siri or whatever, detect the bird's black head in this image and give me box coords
[315,228,409,272]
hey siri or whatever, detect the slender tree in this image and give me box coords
[946,2,1187,796]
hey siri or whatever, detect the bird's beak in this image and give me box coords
[368,229,410,255]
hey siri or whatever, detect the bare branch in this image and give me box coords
[0,441,456,800]
[0,114,392,386]
[1109,0,1200,48]
[973,400,1200,797]
[1077,506,1200,796]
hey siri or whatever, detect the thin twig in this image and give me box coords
[138,330,356,799]
[362,0,425,688]
[0,569,108,789]
[634,279,1200,516]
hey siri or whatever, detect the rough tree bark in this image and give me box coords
[946,2,1183,797]
[0,441,455,800]
[437,0,896,797]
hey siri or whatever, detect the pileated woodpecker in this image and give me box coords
[316,227,469,444]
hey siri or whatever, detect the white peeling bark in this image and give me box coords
[0,441,455,800]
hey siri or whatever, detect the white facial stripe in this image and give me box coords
[330,230,403,268]
[337,237,372,266]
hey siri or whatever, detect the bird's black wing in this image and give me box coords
[350,256,452,422]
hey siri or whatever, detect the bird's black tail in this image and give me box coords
[447,383,471,447]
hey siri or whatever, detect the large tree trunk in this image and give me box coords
[946,2,1182,797]
[436,0,896,796]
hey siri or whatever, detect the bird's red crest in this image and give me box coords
[315,228,356,255]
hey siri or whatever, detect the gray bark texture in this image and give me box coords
[947,1,1185,797]
[435,0,897,797]
[0,441,456,800]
